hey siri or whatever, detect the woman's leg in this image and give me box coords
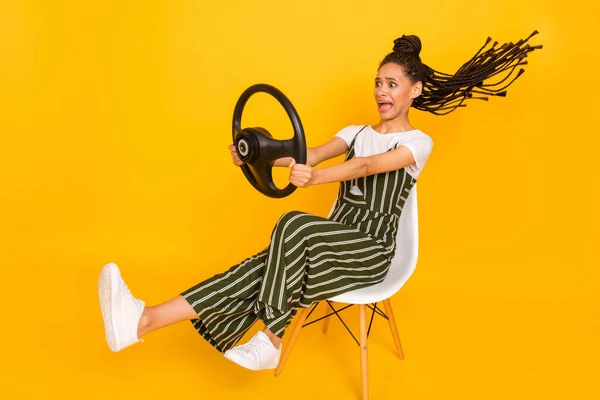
[180,248,272,353]
[136,295,282,347]
[254,210,390,340]
[261,327,281,348]
[99,251,284,356]
[137,295,198,338]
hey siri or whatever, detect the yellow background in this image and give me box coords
[1,0,598,399]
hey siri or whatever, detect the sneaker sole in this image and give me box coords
[223,350,259,371]
[223,350,280,371]
[98,263,121,352]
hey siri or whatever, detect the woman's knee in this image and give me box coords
[277,210,305,225]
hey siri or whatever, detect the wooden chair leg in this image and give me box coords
[274,307,309,377]
[322,301,333,334]
[383,298,404,360]
[359,304,369,400]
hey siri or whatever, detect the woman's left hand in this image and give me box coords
[289,159,315,188]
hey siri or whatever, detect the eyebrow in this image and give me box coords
[375,77,399,81]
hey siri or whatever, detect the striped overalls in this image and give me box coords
[181,129,416,353]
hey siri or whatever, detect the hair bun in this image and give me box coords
[393,35,422,56]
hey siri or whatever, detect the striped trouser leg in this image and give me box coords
[181,210,389,352]
[181,250,270,353]
[257,211,390,338]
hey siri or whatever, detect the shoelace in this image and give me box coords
[119,280,134,298]
[241,335,268,355]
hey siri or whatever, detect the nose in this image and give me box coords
[375,86,388,97]
[375,85,387,96]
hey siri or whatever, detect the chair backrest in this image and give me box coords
[327,185,419,302]
[385,184,419,292]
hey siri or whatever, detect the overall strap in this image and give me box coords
[345,125,368,161]
[348,125,367,149]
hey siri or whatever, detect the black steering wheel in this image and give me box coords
[232,84,307,198]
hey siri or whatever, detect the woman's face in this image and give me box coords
[374,62,422,120]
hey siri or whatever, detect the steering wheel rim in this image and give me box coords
[232,84,307,198]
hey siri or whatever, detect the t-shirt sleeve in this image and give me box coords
[399,135,434,170]
[334,125,362,146]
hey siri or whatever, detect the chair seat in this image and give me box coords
[327,268,413,304]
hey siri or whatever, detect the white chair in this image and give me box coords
[274,185,420,400]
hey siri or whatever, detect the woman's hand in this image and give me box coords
[289,159,316,188]
[228,144,244,166]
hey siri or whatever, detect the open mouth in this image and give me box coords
[378,102,393,113]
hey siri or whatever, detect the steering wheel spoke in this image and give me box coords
[261,136,298,163]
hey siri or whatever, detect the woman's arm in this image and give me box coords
[274,137,348,167]
[289,145,416,187]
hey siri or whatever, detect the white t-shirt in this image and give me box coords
[335,125,433,180]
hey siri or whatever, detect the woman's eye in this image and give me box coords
[389,82,397,88]
[375,82,381,87]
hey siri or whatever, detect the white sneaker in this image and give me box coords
[98,263,146,352]
[223,331,281,371]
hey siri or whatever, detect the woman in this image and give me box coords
[98,33,541,371]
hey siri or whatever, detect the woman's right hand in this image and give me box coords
[228,144,244,166]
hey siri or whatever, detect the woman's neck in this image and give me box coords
[372,117,415,134]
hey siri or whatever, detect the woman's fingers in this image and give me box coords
[290,170,312,179]
[229,147,313,183]
[292,163,311,172]
[229,144,244,166]
[289,162,313,187]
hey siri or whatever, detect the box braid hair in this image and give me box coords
[380,31,543,115]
